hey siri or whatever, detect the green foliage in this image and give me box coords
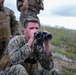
[61,67,76,75]
[40,26,76,57]
[52,47,76,60]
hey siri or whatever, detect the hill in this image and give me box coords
[40,26,76,75]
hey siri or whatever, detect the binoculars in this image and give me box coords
[34,32,52,40]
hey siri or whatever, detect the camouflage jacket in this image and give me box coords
[7,35,54,72]
[1,7,20,36]
[17,0,44,14]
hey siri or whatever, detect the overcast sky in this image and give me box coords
[4,0,76,30]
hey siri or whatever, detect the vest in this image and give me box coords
[18,35,38,74]
[0,51,11,70]
[0,11,11,45]
[28,0,44,10]
[17,0,44,12]
[0,11,11,69]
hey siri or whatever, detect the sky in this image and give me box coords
[4,0,76,30]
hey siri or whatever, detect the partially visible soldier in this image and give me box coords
[0,0,21,74]
[16,0,44,32]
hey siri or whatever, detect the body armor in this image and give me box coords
[17,0,44,12]
[0,11,11,69]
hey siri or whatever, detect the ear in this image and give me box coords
[22,29,24,34]
[23,28,26,34]
[23,28,24,32]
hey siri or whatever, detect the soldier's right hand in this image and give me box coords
[27,30,38,47]
[20,0,28,11]
[29,30,38,41]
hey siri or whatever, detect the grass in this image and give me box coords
[61,66,76,75]
[51,47,76,60]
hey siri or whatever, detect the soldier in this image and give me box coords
[16,0,44,32]
[0,0,21,74]
[7,18,61,75]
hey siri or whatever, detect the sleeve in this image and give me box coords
[7,36,32,65]
[16,0,23,11]
[37,46,54,71]
[0,51,11,69]
[10,10,20,36]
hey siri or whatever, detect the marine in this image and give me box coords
[0,0,21,74]
[7,18,61,75]
[16,0,44,31]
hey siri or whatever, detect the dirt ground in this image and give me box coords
[54,58,76,70]
[38,58,76,75]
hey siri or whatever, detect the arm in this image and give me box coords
[10,10,20,36]
[7,36,32,65]
[16,0,23,11]
[16,0,28,11]
[37,31,54,70]
[37,45,54,71]
[44,40,51,57]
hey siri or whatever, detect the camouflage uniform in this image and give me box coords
[7,35,61,75]
[16,0,44,29]
[2,7,20,36]
[0,6,20,45]
[0,64,28,75]
[0,6,20,75]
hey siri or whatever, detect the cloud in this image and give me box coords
[4,0,76,30]
[51,4,76,17]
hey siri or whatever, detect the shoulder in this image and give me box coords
[4,7,14,14]
[8,35,25,45]
[8,36,19,44]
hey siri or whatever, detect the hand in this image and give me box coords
[29,30,39,42]
[43,30,51,56]
[23,0,28,11]
[21,0,28,11]
[10,35,13,39]
[43,30,51,45]
[27,30,38,47]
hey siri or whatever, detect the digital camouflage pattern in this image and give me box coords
[0,6,20,58]
[0,11,10,43]
[16,0,44,29]
[0,64,28,75]
[0,6,20,45]
[6,35,61,75]
[3,7,20,36]
[17,0,44,12]
[0,6,20,74]
[0,11,10,57]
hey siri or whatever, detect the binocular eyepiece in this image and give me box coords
[34,32,52,40]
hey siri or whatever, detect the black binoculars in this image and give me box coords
[34,32,52,40]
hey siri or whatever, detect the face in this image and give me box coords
[0,0,4,8]
[24,22,39,40]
